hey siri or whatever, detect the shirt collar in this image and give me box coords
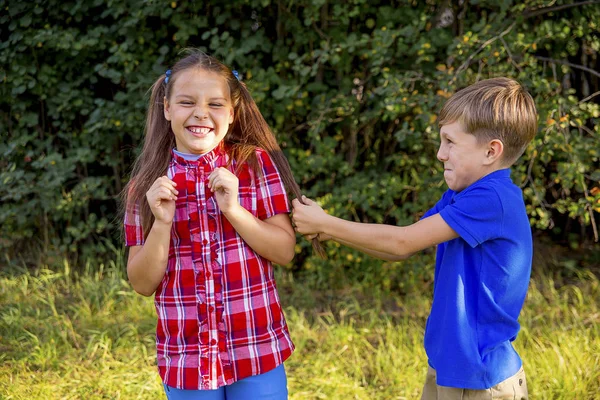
[170,142,227,167]
[450,168,512,201]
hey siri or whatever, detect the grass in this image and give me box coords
[0,253,599,399]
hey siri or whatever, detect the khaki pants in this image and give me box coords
[421,366,528,400]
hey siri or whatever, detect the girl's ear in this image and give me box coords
[228,106,234,125]
[164,97,171,121]
[484,139,504,165]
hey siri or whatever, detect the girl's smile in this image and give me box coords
[186,126,214,137]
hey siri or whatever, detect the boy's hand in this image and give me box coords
[304,233,332,242]
[146,176,178,225]
[291,195,328,235]
[208,167,240,214]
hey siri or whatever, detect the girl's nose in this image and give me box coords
[194,107,207,120]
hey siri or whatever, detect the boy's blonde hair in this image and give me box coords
[439,77,538,166]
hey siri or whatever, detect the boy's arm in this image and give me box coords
[292,196,458,258]
[310,233,411,261]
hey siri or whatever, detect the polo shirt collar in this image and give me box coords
[451,168,512,201]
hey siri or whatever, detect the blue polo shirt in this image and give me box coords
[422,169,532,389]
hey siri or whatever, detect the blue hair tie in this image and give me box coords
[232,70,240,81]
[165,69,172,84]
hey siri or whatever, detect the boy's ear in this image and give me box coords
[164,97,171,121]
[484,139,504,165]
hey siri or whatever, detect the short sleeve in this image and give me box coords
[255,149,291,220]
[421,189,454,220]
[439,186,503,248]
[124,200,145,246]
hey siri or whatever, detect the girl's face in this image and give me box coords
[164,68,234,155]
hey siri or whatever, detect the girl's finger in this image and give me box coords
[155,188,174,200]
[211,177,222,191]
[160,175,176,185]
[165,188,177,201]
[151,176,178,195]
[158,179,179,196]
[207,170,219,187]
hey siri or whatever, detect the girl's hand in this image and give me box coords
[291,195,328,235]
[146,176,178,224]
[208,167,240,214]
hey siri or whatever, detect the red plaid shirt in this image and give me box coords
[124,145,294,390]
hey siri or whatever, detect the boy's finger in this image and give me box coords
[301,195,315,205]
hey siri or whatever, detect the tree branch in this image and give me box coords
[578,90,600,104]
[523,0,600,19]
[451,22,516,82]
[535,56,600,79]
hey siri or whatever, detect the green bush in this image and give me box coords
[1,0,599,280]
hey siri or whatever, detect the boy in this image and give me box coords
[292,77,536,399]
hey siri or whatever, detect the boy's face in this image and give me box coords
[437,121,492,192]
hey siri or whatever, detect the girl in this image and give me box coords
[123,51,318,399]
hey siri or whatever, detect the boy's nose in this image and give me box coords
[437,146,447,162]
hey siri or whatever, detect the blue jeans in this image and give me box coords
[163,364,288,400]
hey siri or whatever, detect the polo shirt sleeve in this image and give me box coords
[124,200,145,246]
[439,186,503,248]
[255,149,291,220]
[421,189,454,220]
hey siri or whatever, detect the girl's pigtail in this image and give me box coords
[122,73,175,240]
[234,83,326,258]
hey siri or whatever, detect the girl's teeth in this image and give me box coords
[189,127,211,134]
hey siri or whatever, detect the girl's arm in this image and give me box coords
[223,209,296,265]
[292,196,458,259]
[208,167,295,265]
[126,221,172,296]
[127,176,178,296]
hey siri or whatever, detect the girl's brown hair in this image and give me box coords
[122,50,324,256]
